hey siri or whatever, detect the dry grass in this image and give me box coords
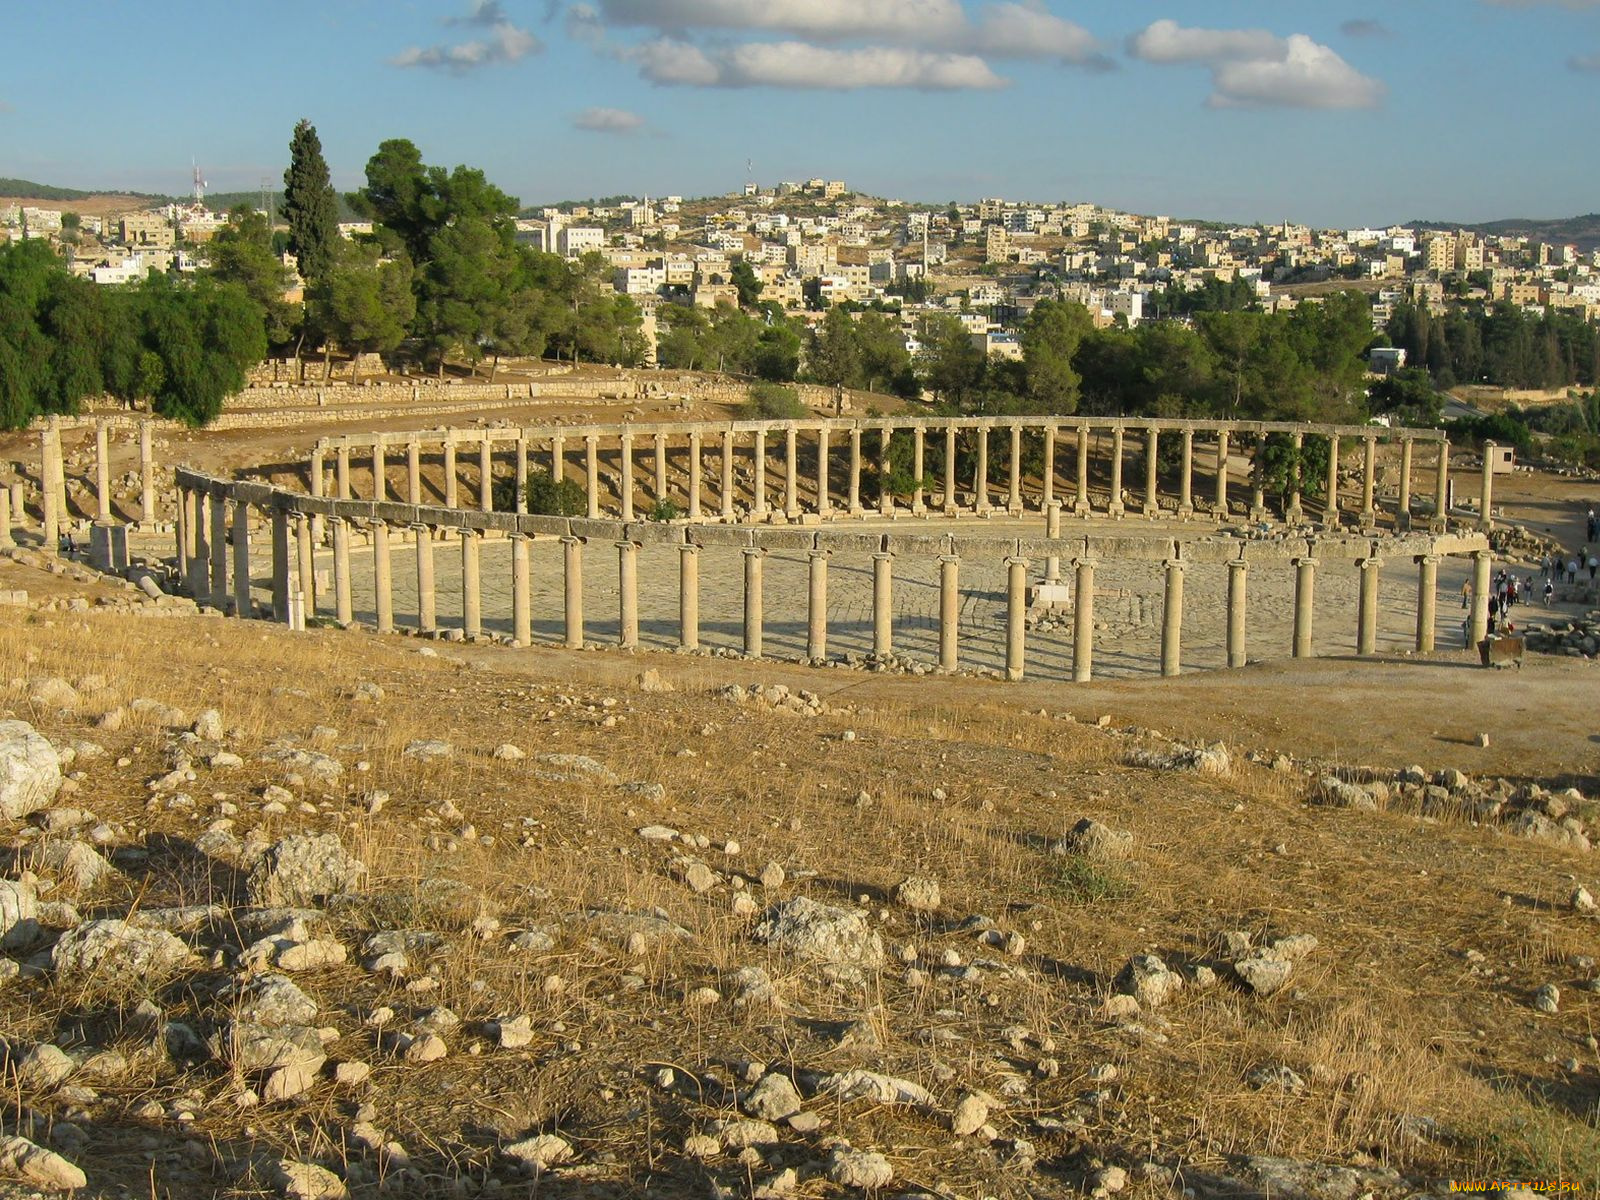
[1,598,1598,1197]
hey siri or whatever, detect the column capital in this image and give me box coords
[1359,556,1383,570]
[560,534,584,546]
[680,542,702,555]
[1164,558,1185,572]
[1414,553,1439,566]
[1293,556,1319,569]
[871,550,894,562]
[938,553,961,565]
[615,538,640,552]
[741,545,768,558]
[1226,556,1249,571]
[1005,555,1030,569]
[808,547,833,561]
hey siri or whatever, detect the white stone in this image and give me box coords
[0,1134,87,1193]
[827,1149,893,1190]
[0,721,62,821]
[503,1133,573,1172]
[951,1092,989,1136]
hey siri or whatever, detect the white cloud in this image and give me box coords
[590,0,1098,62]
[1128,19,1284,64]
[1129,20,1384,110]
[627,37,1006,89]
[1209,35,1385,109]
[392,1,542,71]
[572,106,647,133]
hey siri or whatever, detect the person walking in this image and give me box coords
[1461,578,1471,610]
[1544,578,1554,606]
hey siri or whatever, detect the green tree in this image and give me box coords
[730,256,763,308]
[917,313,986,406]
[318,240,415,384]
[1019,298,1093,413]
[283,120,340,290]
[208,206,295,347]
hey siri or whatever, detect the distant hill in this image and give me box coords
[0,177,168,203]
[1409,213,1600,252]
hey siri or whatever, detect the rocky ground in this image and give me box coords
[0,591,1597,1199]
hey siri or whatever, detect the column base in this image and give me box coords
[1285,506,1303,525]
[1073,502,1091,517]
[1248,506,1267,523]
[1107,503,1125,519]
[1177,505,1194,520]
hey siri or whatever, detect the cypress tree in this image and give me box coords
[282,119,338,289]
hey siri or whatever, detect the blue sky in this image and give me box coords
[3,1,1597,227]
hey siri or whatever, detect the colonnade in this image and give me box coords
[310,418,1485,536]
[172,467,1490,684]
[20,418,160,559]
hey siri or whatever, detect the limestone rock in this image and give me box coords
[1234,955,1293,997]
[1114,954,1183,1008]
[683,1134,720,1160]
[236,974,320,1027]
[1534,983,1560,1014]
[503,1133,573,1172]
[248,833,365,907]
[0,1134,87,1192]
[51,919,193,987]
[1313,776,1378,811]
[743,1073,803,1121]
[892,875,941,912]
[1247,1064,1307,1094]
[0,876,40,950]
[827,1149,893,1191]
[752,897,884,971]
[821,1069,935,1109]
[1573,886,1596,913]
[227,1022,327,1074]
[13,1043,74,1091]
[492,1015,535,1049]
[401,739,453,762]
[717,1120,780,1150]
[35,841,114,892]
[0,721,63,821]
[1511,811,1590,852]
[951,1092,990,1136]
[1053,818,1132,861]
[192,709,224,741]
[30,678,80,711]
[270,1160,348,1200]
[492,743,525,761]
[684,862,717,894]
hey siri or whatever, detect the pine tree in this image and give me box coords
[282,119,339,290]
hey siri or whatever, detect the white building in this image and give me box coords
[557,226,605,258]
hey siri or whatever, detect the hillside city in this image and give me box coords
[5,176,1597,378]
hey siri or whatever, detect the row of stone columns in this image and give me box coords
[318,425,1480,530]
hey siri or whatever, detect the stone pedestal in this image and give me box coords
[89,522,128,572]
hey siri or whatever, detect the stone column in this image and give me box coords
[585,436,600,519]
[1108,427,1125,518]
[878,427,894,517]
[0,489,11,550]
[93,424,111,522]
[1469,550,1491,646]
[742,547,765,658]
[1361,437,1377,527]
[1324,435,1340,529]
[1074,426,1090,516]
[1286,432,1304,524]
[1072,559,1095,682]
[515,438,529,514]
[295,514,315,617]
[139,421,156,525]
[1397,438,1413,526]
[1044,500,1062,582]
[271,508,291,622]
[1214,430,1230,517]
[40,429,60,554]
[408,440,422,505]
[619,432,636,522]
[309,445,325,507]
[687,432,703,520]
[679,543,700,651]
[1178,429,1195,519]
[373,520,394,634]
[848,428,863,515]
[190,488,210,597]
[1042,424,1056,510]
[815,428,831,517]
[231,500,251,618]
[720,429,736,521]
[1160,558,1184,677]
[1415,554,1438,653]
[1292,557,1317,658]
[1250,433,1267,522]
[180,488,199,590]
[784,427,799,519]
[372,440,386,503]
[1007,424,1022,513]
[911,426,926,514]
[1432,439,1450,531]
[1226,558,1247,668]
[209,489,229,606]
[8,483,21,532]
[50,422,66,523]
[943,425,958,514]
[1357,556,1381,656]
[807,549,829,661]
[479,438,493,513]
[1143,427,1159,517]
[938,554,960,673]
[173,487,187,577]
[751,428,768,517]
[1478,441,1495,531]
[1004,556,1028,681]
[336,440,351,500]
[617,539,639,649]
[550,434,565,494]
[511,533,531,647]
[332,517,353,627]
[444,435,459,510]
[974,426,990,514]
[653,432,668,504]
[414,524,436,635]
[872,552,893,659]
[460,529,482,640]
[563,536,584,649]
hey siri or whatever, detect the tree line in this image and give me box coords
[1385,298,1600,391]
